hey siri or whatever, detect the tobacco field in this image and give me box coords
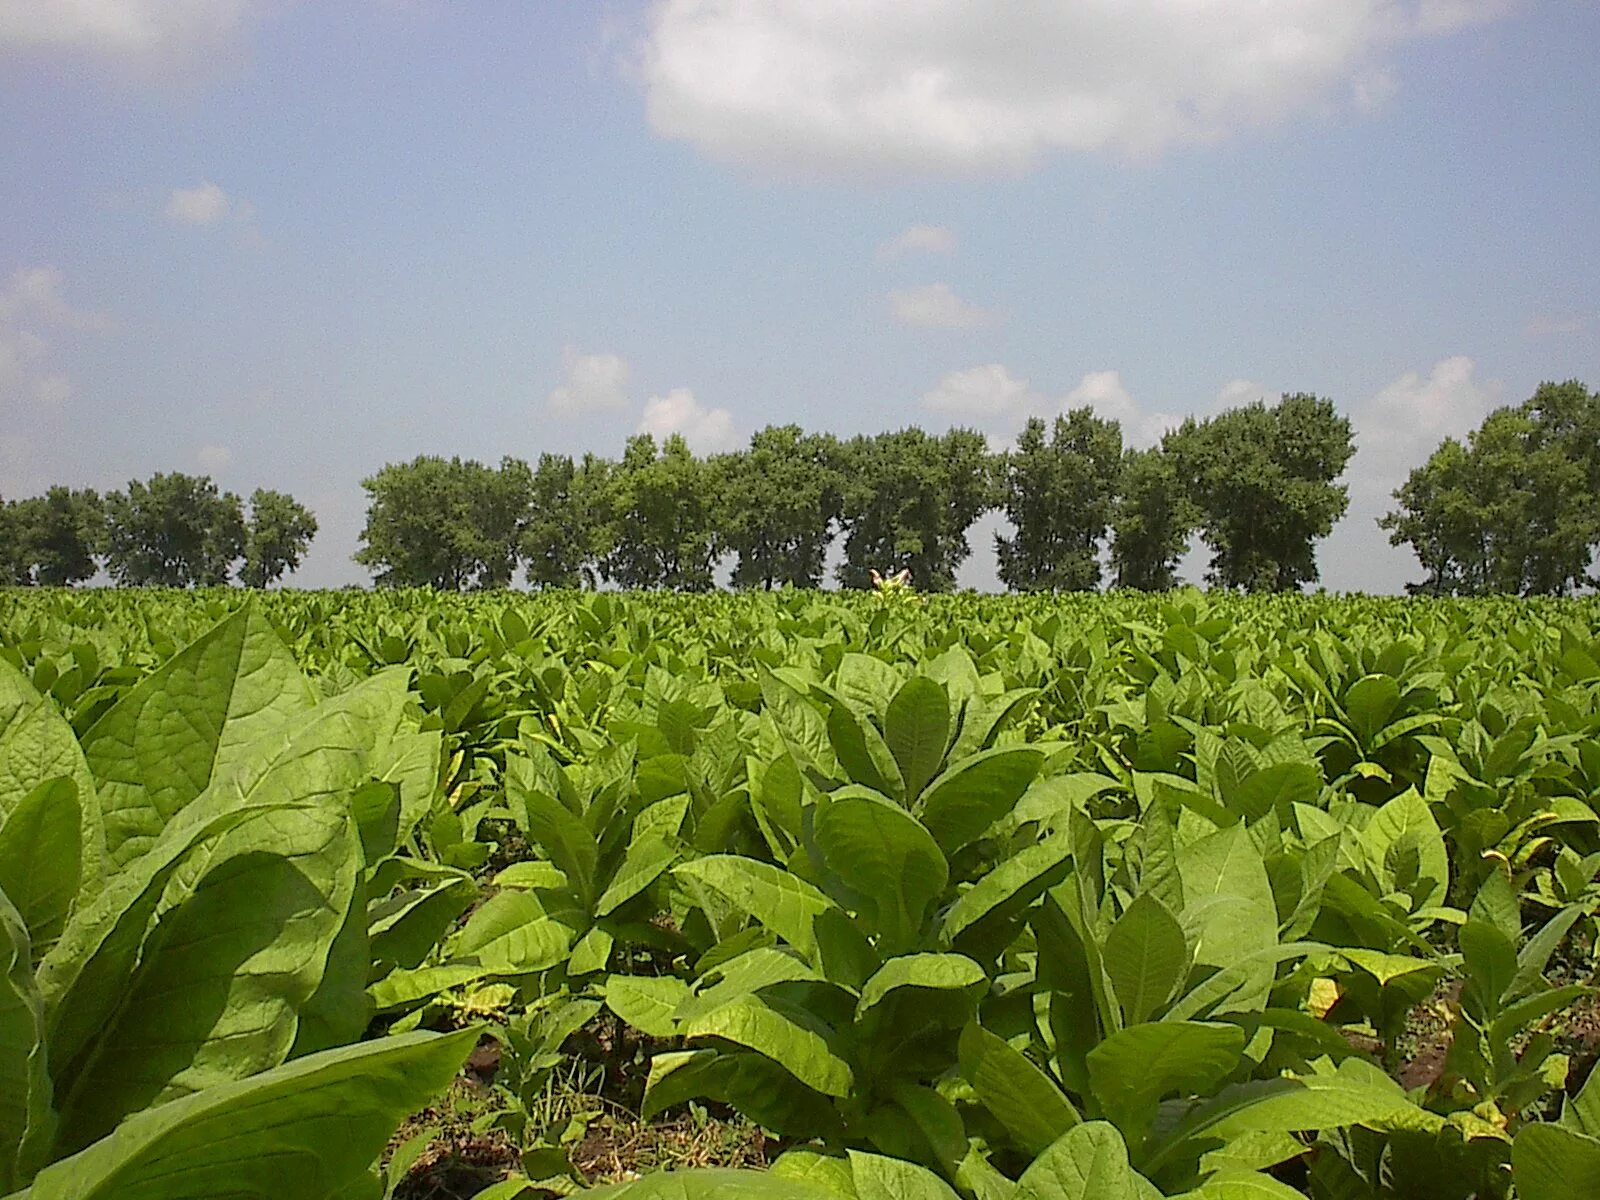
[3,588,1600,1199]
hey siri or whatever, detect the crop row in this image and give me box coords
[0,589,1598,1198]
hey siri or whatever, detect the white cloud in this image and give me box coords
[0,0,259,69]
[887,282,996,330]
[0,265,113,330]
[877,224,956,259]
[637,1,1517,175]
[164,181,234,225]
[922,363,1177,448]
[547,346,632,413]
[923,363,1041,418]
[197,444,233,472]
[0,265,111,409]
[1413,0,1518,35]
[1356,355,1497,474]
[1216,378,1268,407]
[1319,355,1502,590]
[638,387,740,453]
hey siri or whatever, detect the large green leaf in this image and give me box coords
[939,830,1074,947]
[1085,1022,1244,1139]
[606,975,691,1039]
[289,875,373,1058]
[212,669,415,818]
[35,799,277,1076]
[827,703,904,799]
[14,1027,476,1200]
[675,856,841,966]
[0,662,100,898]
[596,835,678,918]
[885,677,950,803]
[54,804,360,1153]
[454,891,573,974]
[1342,676,1400,749]
[856,953,984,1019]
[1102,894,1188,1025]
[1359,788,1449,910]
[959,1021,1080,1156]
[0,780,80,962]
[1014,1122,1163,1200]
[917,747,1045,855]
[582,1169,834,1198]
[677,948,820,1024]
[1176,826,1278,1014]
[682,993,852,1097]
[1189,1171,1308,1199]
[1147,1058,1437,1174]
[0,888,51,1194]
[642,1050,843,1139]
[849,1149,961,1200]
[507,756,598,909]
[814,795,946,954]
[79,606,316,871]
[1515,1123,1600,1200]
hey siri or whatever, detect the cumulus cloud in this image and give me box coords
[888,282,996,330]
[1216,378,1268,407]
[1355,355,1497,476]
[547,346,632,413]
[0,265,111,409]
[0,0,260,70]
[0,265,113,331]
[877,224,956,259]
[1318,355,1503,590]
[197,444,233,472]
[638,387,739,453]
[921,363,1178,448]
[637,1,1517,175]
[923,363,1040,419]
[164,181,234,225]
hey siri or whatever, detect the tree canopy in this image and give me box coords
[1111,446,1194,592]
[355,455,527,589]
[1382,380,1600,595]
[103,473,247,587]
[836,427,994,591]
[996,410,1123,592]
[1168,393,1355,591]
[716,425,843,590]
[598,434,722,591]
[242,489,319,588]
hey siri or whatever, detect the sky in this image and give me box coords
[1,0,1597,592]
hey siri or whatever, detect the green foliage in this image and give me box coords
[241,488,318,588]
[5,489,104,587]
[836,428,996,592]
[1,590,1599,1198]
[716,426,844,590]
[1111,448,1193,591]
[356,455,531,588]
[1382,380,1600,595]
[102,473,245,587]
[997,411,1123,592]
[0,603,475,1197]
[1167,393,1355,592]
[599,435,723,591]
[522,452,608,589]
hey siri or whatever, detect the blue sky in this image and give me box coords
[2,0,1596,590]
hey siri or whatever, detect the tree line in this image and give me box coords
[0,475,317,587]
[354,392,1361,593]
[3,381,1594,594]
